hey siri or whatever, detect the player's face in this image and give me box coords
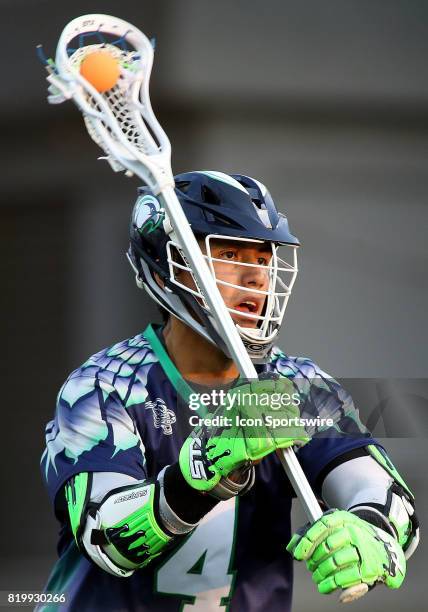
[171,239,272,328]
[208,239,272,328]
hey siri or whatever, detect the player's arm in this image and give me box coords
[63,460,268,578]
[64,460,255,578]
[319,445,419,557]
[287,445,419,595]
[65,467,221,577]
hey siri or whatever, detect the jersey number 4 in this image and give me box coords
[155,498,238,610]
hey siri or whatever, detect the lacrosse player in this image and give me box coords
[40,171,419,611]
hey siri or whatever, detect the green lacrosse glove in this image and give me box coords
[287,509,406,595]
[179,378,310,493]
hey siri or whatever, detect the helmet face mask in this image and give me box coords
[166,234,298,358]
[128,171,300,361]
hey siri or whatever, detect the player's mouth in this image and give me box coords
[234,300,258,313]
[230,295,264,326]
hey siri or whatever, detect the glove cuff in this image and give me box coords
[350,505,396,538]
[208,463,255,500]
[157,467,199,535]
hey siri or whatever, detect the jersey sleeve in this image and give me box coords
[272,354,381,494]
[41,369,147,506]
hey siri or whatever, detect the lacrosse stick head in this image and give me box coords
[128,171,300,361]
[42,14,173,191]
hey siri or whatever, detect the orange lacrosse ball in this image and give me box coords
[80,50,120,93]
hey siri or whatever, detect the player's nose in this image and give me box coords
[240,260,269,289]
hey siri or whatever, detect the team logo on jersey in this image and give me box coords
[189,437,208,480]
[134,194,165,235]
[145,398,176,435]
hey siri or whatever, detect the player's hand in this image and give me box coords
[287,509,406,595]
[179,377,310,493]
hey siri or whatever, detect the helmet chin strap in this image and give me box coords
[235,324,277,361]
[238,326,264,338]
[236,324,279,350]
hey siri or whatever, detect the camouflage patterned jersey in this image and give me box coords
[40,324,378,611]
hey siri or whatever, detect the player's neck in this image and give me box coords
[162,316,240,385]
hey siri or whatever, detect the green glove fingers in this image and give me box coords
[288,510,406,595]
[243,433,276,461]
[306,540,332,569]
[286,525,326,561]
[318,566,363,594]
[324,527,352,555]
[287,513,351,562]
[312,546,360,582]
[305,529,352,572]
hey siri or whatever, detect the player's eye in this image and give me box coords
[257,257,268,266]
[220,250,237,260]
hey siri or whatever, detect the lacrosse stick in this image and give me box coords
[39,14,367,604]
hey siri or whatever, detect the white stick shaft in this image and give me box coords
[278,448,323,521]
[159,186,324,523]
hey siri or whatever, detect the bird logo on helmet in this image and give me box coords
[134,195,165,236]
[127,171,300,362]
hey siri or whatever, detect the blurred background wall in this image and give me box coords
[1,1,427,610]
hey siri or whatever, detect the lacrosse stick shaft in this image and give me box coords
[278,448,323,521]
